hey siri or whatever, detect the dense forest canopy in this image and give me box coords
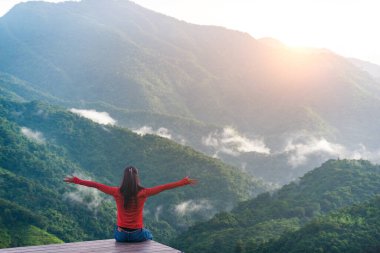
[174,160,380,253]
[0,93,266,247]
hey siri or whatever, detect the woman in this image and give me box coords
[64,166,197,242]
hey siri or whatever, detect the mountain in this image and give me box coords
[0,197,63,248]
[0,93,267,247]
[258,196,380,253]
[2,0,380,184]
[3,0,379,135]
[350,58,380,82]
[173,159,380,253]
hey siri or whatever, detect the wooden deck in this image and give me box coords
[0,239,182,253]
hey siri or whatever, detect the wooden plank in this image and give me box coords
[0,240,179,253]
[0,239,182,253]
[0,241,169,252]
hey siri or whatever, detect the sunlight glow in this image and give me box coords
[132,0,380,65]
[1,0,379,65]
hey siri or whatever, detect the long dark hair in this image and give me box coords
[119,166,144,208]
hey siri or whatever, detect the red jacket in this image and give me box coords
[72,177,189,229]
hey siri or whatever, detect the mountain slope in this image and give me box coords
[173,159,380,253]
[0,95,267,247]
[0,197,63,248]
[2,0,380,185]
[1,0,380,140]
[258,196,380,253]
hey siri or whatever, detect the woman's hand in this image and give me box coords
[64,176,77,184]
[184,176,198,185]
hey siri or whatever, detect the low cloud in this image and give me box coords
[64,174,108,209]
[64,185,106,209]
[154,205,163,222]
[133,126,172,139]
[143,209,150,216]
[174,199,214,217]
[202,127,270,157]
[20,127,46,144]
[69,108,116,125]
[283,134,380,167]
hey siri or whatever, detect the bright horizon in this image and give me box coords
[1,0,380,65]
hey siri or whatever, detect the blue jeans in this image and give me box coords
[114,226,153,242]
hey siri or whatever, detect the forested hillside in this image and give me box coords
[0,94,266,247]
[258,196,380,253]
[174,160,380,253]
[2,0,380,184]
[0,197,63,248]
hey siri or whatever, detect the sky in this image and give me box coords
[1,0,379,65]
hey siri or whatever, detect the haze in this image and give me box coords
[1,0,379,65]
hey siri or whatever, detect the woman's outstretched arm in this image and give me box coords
[64,176,118,196]
[144,176,197,197]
